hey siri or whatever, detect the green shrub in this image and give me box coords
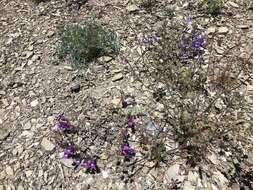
[57,21,120,67]
[140,0,157,12]
[198,0,223,15]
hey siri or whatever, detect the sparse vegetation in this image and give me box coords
[57,21,119,67]
[198,0,223,15]
[134,17,251,166]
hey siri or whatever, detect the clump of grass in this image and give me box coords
[198,0,223,15]
[57,21,120,67]
[140,0,157,12]
[150,141,166,166]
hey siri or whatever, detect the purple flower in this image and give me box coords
[121,142,135,158]
[63,147,74,159]
[180,28,204,61]
[184,16,191,25]
[55,113,67,122]
[81,160,97,171]
[53,113,70,131]
[127,117,135,128]
[141,36,160,45]
[192,31,204,49]
[73,156,82,166]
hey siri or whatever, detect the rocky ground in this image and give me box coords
[0,0,253,190]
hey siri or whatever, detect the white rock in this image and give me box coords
[30,99,39,107]
[20,131,34,139]
[111,98,120,106]
[6,166,14,176]
[206,26,216,34]
[28,45,34,51]
[237,25,249,29]
[102,170,109,178]
[183,181,195,190]
[217,27,229,34]
[60,158,75,168]
[213,170,228,187]
[228,1,239,8]
[98,56,112,62]
[126,4,139,12]
[23,51,34,59]
[208,153,219,165]
[0,128,9,140]
[165,164,180,182]
[47,30,55,38]
[112,73,123,82]
[24,122,31,130]
[17,183,25,190]
[247,32,253,39]
[188,171,198,184]
[41,138,55,151]
[211,184,220,190]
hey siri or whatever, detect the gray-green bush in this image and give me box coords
[57,21,120,67]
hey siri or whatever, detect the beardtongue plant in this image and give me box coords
[121,141,135,159]
[63,147,74,159]
[52,113,99,173]
[52,113,71,131]
[127,116,135,129]
[81,160,98,173]
[180,17,204,61]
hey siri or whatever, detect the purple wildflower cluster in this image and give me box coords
[120,97,138,160]
[52,113,98,173]
[81,160,97,171]
[127,117,135,129]
[121,142,135,159]
[63,147,74,159]
[61,147,98,172]
[141,36,160,45]
[121,96,136,108]
[53,113,70,131]
[180,17,205,63]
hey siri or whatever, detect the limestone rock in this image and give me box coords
[41,137,55,151]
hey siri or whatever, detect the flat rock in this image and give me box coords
[0,90,6,95]
[70,84,81,93]
[165,164,180,182]
[60,158,75,168]
[24,122,31,130]
[228,1,239,8]
[23,51,34,59]
[112,73,123,82]
[98,56,113,63]
[208,153,219,165]
[237,25,249,29]
[30,99,39,107]
[217,27,229,34]
[41,137,55,151]
[247,32,253,39]
[17,183,25,190]
[47,30,55,38]
[212,170,229,187]
[188,171,199,184]
[183,181,195,190]
[126,4,139,12]
[206,26,216,34]
[0,128,10,141]
[6,166,14,176]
